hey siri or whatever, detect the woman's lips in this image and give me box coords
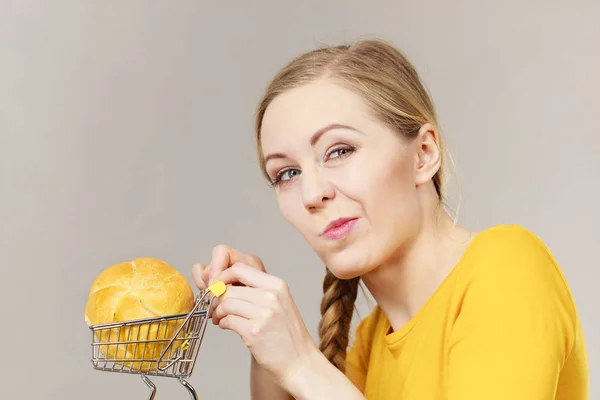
[320,218,359,240]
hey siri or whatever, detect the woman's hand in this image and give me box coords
[192,245,318,388]
[192,246,366,400]
[212,263,318,386]
[192,245,266,324]
[192,244,267,287]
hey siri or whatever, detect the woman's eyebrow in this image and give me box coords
[263,123,359,164]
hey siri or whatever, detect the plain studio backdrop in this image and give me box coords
[1,1,598,399]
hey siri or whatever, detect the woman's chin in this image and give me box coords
[323,250,373,280]
[329,268,362,280]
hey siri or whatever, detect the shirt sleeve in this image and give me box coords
[345,313,375,393]
[447,229,578,399]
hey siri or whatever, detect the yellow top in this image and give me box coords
[345,225,588,399]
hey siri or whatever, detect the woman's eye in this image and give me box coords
[270,168,301,187]
[327,146,354,160]
[280,169,300,181]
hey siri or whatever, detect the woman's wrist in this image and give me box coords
[251,355,292,400]
[280,347,365,400]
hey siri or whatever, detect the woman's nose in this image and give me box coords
[301,170,335,211]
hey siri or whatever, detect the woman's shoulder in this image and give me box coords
[346,306,386,383]
[459,224,563,276]
[455,223,576,309]
[352,305,385,341]
[467,223,552,253]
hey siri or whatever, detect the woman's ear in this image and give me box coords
[414,123,442,186]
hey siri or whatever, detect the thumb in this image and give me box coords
[191,263,209,290]
[208,267,219,286]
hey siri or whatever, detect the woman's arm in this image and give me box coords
[446,231,584,399]
[279,346,366,400]
[250,349,365,400]
[251,355,293,400]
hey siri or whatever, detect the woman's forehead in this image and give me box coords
[260,80,371,151]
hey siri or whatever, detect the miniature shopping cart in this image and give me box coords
[89,282,226,400]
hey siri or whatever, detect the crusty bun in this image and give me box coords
[85,257,195,372]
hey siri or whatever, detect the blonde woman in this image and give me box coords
[192,39,588,399]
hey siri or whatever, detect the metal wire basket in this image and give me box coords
[89,286,221,400]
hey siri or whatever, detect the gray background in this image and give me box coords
[1,1,598,399]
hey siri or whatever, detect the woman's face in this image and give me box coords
[260,79,438,279]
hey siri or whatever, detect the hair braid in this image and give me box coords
[318,269,359,372]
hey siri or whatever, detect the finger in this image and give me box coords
[207,245,265,284]
[217,262,282,290]
[191,263,209,289]
[212,297,265,324]
[211,286,270,325]
[220,285,275,307]
[218,314,252,340]
[192,263,223,320]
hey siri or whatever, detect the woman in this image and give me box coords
[192,39,588,399]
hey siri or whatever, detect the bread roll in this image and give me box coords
[85,257,195,372]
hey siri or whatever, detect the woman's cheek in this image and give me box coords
[277,191,309,231]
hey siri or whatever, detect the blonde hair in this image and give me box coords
[254,39,448,372]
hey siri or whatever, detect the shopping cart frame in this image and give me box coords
[89,288,217,400]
